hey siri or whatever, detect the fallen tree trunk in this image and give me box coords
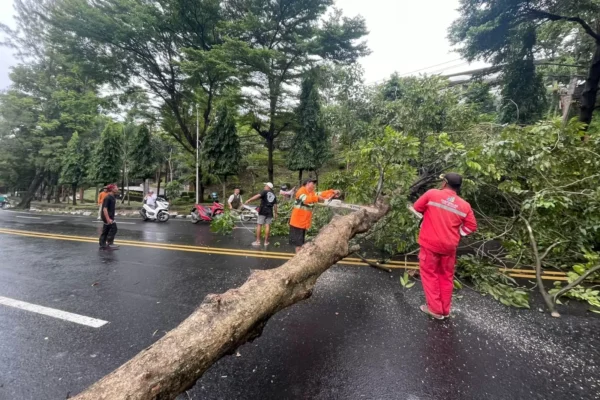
[73,200,389,400]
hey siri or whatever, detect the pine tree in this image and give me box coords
[89,123,122,186]
[60,132,87,205]
[288,74,331,185]
[203,106,241,198]
[129,124,158,194]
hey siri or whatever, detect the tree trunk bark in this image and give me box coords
[267,137,274,183]
[55,185,61,204]
[298,169,303,187]
[79,186,85,204]
[17,172,44,209]
[72,200,389,400]
[579,43,600,127]
[72,184,77,206]
[95,186,99,205]
[62,185,68,203]
[157,165,162,197]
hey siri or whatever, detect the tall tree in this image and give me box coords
[499,26,548,124]
[51,0,236,148]
[449,0,600,126]
[287,73,330,184]
[0,0,105,208]
[51,0,240,200]
[60,131,87,205]
[223,3,369,181]
[203,105,241,199]
[89,123,122,186]
[129,125,157,194]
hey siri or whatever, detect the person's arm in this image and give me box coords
[413,190,431,214]
[227,195,234,209]
[460,208,477,237]
[245,193,261,204]
[317,189,339,202]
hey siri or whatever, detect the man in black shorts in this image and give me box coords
[245,182,278,246]
[99,184,120,250]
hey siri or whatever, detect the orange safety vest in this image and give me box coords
[289,186,319,230]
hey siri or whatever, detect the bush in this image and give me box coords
[210,211,235,235]
[166,181,183,199]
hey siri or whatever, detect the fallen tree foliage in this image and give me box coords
[72,201,389,400]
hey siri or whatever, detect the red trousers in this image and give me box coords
[419,247,456,316]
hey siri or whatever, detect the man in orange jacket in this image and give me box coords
[289,178,340,252]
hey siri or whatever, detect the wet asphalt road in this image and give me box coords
[0,210,599,400]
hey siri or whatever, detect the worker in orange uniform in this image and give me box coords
[289,178,340,252]
[413,173,477,320]
[97,186,108,220]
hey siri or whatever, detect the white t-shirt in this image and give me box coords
[146,194,157,206]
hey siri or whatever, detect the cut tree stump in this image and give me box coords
[72,200,389,400]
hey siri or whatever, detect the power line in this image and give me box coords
[399,58,463,76]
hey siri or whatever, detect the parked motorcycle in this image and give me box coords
[139,197,170,222]
[191,201,224,223]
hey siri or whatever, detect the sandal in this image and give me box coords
[420,305,444,320]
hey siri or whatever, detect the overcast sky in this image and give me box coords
[0,0,483,89]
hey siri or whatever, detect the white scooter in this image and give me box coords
[139,197,170,222]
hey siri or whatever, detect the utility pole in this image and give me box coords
[195,103,200,205]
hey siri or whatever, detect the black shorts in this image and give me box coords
[289,226,306,247]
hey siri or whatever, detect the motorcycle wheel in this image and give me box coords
[240,210,253,222]
[191,211,200,224]
[157,211,170,222]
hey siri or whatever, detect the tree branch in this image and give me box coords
[527,8,600,42]
[520,216,560,317]
[553,264,600,303]
[540,241,564,261]
[352,252,392,273]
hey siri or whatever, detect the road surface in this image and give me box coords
[0,210,598,399]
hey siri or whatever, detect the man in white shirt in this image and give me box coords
[145,190,157,208]
[228,188,243,211]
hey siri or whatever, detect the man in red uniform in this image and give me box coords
[413,173,477,320]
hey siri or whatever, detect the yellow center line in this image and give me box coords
[0,228,411,268]
[0,228,571,280]
[0,227,419,267]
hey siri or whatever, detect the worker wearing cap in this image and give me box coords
[245,182,278,246]
[99,184,120,250]
[413,173,477,320]
[97,187,108,220]
[289,178,340,253]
